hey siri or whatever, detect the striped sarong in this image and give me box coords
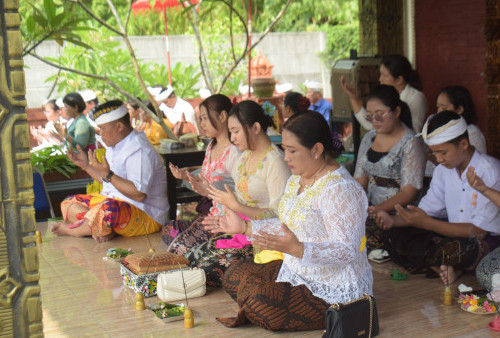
[217,259,329,331]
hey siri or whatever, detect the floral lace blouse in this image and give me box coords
[200,140,239,216]
[231,144,291,219]
[251,166,373,304]
[354,125,426,206]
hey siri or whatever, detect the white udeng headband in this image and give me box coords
[156,86,174,101]
[94,104,128,125]
[419,114,468,146]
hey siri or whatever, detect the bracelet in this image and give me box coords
[240,220,249,235]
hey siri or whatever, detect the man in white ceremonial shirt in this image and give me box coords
[52,100,169,242]
[374,111,500,285]
[157,85,198,132]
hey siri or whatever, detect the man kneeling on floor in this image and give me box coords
[52,100,169,242]
[375,111,500,285]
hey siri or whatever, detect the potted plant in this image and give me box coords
[30,145,86,182]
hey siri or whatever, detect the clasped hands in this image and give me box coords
[373,204,430,230]
[67,145,110,178]
[202,208,304,258]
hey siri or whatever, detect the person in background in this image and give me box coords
[354,85,426,252]
[79,89,100,131]
[137,105,171,145]
[305,80,332,126]
[157,86,198,133]
[51,100,169,241]
[53,92,96,151]
[30,99,64,148]
[282,91,311,120]
[202,111,371,331]
[126,100,142,129]
[374,111,500,284]
[340,54,427,133]
[436,86,486,153]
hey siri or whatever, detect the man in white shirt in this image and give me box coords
[375,111,500,284]
[51,100,169,242]
[157,86,198,132]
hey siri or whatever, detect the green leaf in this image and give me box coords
[43,0,56,22]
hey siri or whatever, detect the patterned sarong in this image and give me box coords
[218,259,329,331]
[61,193,162,237]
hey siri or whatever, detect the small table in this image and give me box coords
[158,145,206,220]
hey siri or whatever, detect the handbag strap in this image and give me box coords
[366,293,373,338]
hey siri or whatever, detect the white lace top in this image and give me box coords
[251,166,373,304]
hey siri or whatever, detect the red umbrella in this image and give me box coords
[131,0,200,86]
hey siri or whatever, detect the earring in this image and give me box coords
[315,155,318,159]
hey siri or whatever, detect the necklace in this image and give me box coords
[299,162,328,190]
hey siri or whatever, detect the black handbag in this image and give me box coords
[323,293,379,338]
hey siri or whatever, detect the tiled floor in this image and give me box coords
[36,220,496,337]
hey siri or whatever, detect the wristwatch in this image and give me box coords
[102,170,114,183]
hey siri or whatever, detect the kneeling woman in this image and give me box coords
[204,111,372,331]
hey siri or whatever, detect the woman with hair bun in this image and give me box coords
[341,54,427,133]
[437,85,486,153]
[354,85,426,251]
[203,110,371,331]
[283,92,311,119]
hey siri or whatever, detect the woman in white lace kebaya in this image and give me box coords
[354,85,426,251]
[203,111,372,331]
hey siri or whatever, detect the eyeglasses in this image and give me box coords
[364,110,392,123]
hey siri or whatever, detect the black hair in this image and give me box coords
[44,99,60,111]
[283,111,343,159]
[427,110,469,145]
[63,92,86,113]
[228,100,274,150]
[439,86,477,124]
[367,85,413,130]
[199,94,232,144]
[284,92,311,114]
[381,54,421,89]
[88,98,99,106]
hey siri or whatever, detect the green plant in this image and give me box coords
[30,145,79,178]
[20,0,93,56]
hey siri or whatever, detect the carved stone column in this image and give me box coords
[0,0,44,336]
[359,0,404,56]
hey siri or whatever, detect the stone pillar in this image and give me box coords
[359,0,404,56]
[0,0,44,336]
[486,0,500,158]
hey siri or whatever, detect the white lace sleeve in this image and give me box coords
[251,217,282,237]
[301,181,368,267]
[353,131,373,179]
[400,136,426,190]
[354,107,374,130]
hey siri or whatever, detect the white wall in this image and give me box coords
[24,31,330,108]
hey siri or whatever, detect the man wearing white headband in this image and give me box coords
[374,111,500,285]
[157,85,197,132]
[305,80,332,126]
[52,100,169,242]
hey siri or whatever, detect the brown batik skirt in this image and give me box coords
[217,259,329,331]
